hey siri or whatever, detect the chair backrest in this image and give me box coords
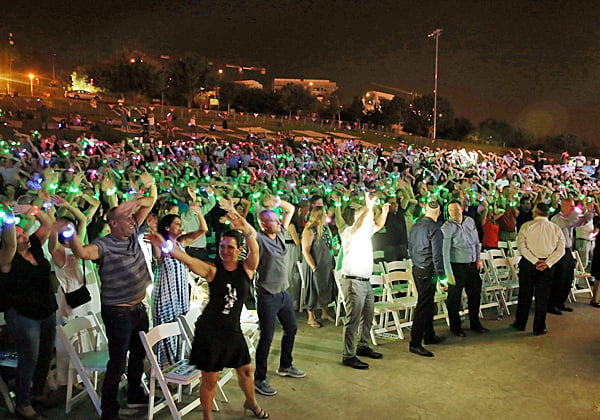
[487,248,507,260]
[143,322,183,351]
[373,250,385,264]
[382,259,412,274]
[60,315,104,354]
[177,308,202,353]
[383,270,414,300]
[489,257,518,282]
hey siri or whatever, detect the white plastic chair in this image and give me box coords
[571,250,593,301]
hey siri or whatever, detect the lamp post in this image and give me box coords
[428,28,442,139]
[28,73,34,97]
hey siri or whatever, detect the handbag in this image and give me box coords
[62,260,91,309]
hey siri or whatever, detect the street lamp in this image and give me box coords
[428,28,442,139]
[28,73,34,97]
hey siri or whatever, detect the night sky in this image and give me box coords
[6,0,600,142]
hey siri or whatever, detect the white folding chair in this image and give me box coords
[297,261,307,312]
[139,323,201,420]
[56,315,110,415]
[333,269,348,326]
[479,252,509,316]
[176,309,233,411]
[488,256,520,307]
[571,250,593,301]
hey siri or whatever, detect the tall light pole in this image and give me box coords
[7,32,14,95]
[428,28,442,139]
[28,73,34,96]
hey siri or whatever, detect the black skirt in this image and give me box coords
[189,316,250,372]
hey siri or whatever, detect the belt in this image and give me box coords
[342,274,370,281]
[186,246,206,250]
[285,240,296,244]
[105,302,145,311]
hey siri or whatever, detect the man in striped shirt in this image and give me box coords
[63,174,156,420]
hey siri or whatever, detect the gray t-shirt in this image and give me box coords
[256,229,288,294]
[93,224,152,305]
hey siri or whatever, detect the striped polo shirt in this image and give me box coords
[93,224,152,305]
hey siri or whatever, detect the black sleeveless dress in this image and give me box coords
[189,261,251,372]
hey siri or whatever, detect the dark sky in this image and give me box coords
[6,0,600,142]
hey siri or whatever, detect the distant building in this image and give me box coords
[273,78,338,101]
[234,80,263,89]
[362,90,395,112]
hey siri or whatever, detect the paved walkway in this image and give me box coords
[3,300,600,419]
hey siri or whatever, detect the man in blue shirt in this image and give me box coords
[442,200,489,337]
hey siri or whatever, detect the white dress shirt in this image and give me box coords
[517,216,565,267]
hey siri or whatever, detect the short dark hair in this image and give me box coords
[535,202,550,217]
[220,229,244,248]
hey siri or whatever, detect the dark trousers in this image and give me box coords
[515,259,554,333]
[447,262,483,331]
[4,308,55,409]
[548,251,575,309]
[254,290,297,381]
[410,266,436,347]
[100,303,149,420]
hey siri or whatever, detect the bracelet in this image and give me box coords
[61,224,76,239]
[30,205,39,217]
[106,187,117,196]
[3,214,15,225]
[161,239,174,254]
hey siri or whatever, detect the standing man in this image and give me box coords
[61,173,157,420]
[339,193,390,369]
[408,201,445,357]
[549,198,594,314]
[512,203,564,335]
[442,200,489,337]
[254,196,305,397]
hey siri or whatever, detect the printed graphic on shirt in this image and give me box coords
[222,283,237,314]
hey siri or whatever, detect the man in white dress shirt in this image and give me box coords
[513,203,565,335]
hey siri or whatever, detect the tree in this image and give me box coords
[402,94,454,137]
[277,83,317,118]
[164,53,215,108]
[342,96,365,122]
[444,117,474,140]
[381,96,407,127]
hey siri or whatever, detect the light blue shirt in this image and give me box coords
[441,216,481,276]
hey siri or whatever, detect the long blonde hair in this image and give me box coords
[304,206,325,241]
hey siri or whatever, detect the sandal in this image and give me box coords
[244,402,269,418]
[307,319,321,328]
[591,301,600,308]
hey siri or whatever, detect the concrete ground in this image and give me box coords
[2,300,600,420]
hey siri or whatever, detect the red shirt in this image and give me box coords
[482,217,499,248]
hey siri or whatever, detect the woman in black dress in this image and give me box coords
[149,207,267,420]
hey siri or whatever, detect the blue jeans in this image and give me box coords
[4,307,56,409]
[100,303,149,419]
[254,291,297,381]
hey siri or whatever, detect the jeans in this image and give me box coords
[254,291,297,381]
[4,307,55,409]
[100,303,149,419]
[341,277,374,358]
[410,266,436,347]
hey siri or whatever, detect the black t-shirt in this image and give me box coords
[6,235,57,319]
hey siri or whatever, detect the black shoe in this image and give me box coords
[533,329,548,336]
[470,326,490,333]
[423,335,444,345]
[511,322,525,331]
[557,305,573,312]
[451,329,467,337]
[409,345,434,357]
[591,301,600,308]
[356,346,383,359]
[342,356,369,369]
[547,307,562,315]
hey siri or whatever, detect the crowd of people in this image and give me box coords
[0,127,599,419]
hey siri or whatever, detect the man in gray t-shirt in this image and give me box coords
[62,175,156,420]
[253,197,306,397]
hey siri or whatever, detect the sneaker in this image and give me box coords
[276,365,306,378]
[254,379,277,396]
